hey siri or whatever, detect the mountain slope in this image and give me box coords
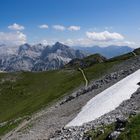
[67,69,140,126]
[33,42,85,71]
[0,59,121,138]
[64,53,107,69]
[0,48,140,139]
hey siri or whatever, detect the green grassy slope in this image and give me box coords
[64,53,107,69]
[108,47,140,62]
[0,70,83,123]
[0,48,139,136]
[0,61,119,124]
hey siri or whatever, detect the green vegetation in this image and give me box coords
[85,124,115,140]
[108,47,140,62]
[0,61,120,136]
[0,70,83,123]
[0,117,24,136]
[0,62,119,122]
[85,114,140,140]
[118,114,140,140]
[0,61,119,124]
[64,53,107,69]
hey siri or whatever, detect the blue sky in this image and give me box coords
[0,0,140,47]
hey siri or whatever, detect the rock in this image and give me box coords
[137,82,140,86]
[107,131,121,140]
[115,118,127,131]
[129,111,137,116]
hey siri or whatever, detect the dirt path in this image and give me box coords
[78,68,89,87]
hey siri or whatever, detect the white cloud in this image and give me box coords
[52,25,66,31]
[64,38,136,48]
[8,23,25,31]
[52,25,81,31]
[0,31,26,46]
[39,24,49,29]
[68,26,81,31]
[86,31,124,41]
[41,40,49,45]
[64,38,96,47]
[105,26,113,30]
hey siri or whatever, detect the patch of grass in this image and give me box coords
[85,124,115,140]
[0,70,83,123]
[118,114,140,140]
[64,53,107,69]
[85,61,120,81]
[0,119,22,136]
[85,114,140,140]
[108,47,140,62]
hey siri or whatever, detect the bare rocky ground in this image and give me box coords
[2,56,140,140]
[52,88,140,140]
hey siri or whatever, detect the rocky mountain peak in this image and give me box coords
[0,42,85,71]
[53,42,69,50]
[18,43,31,52]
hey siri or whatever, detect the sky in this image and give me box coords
[0,0,140,48]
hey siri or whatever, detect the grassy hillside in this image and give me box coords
[0,61,119,124]
[64,53,107,69]
[0,70,83,123]
[118,114,140,140]
[0,48,139,136]
[108,47,140,62]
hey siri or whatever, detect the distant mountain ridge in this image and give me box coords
[74,45,133,58]
[0,42,85,71]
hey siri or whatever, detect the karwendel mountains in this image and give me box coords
[0,42,85,72]
[0,42,133,72]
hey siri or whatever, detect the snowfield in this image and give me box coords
[67,69,140,127]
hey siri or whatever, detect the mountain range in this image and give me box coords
[75,45,133,58]
[0,42,85,71]
[0,42,134,72]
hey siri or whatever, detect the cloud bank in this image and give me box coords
[0,31,26,46]
[86,31,124,41]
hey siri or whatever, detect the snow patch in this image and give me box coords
[67,69,140,127]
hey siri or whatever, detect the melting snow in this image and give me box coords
[67,69,140,127]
